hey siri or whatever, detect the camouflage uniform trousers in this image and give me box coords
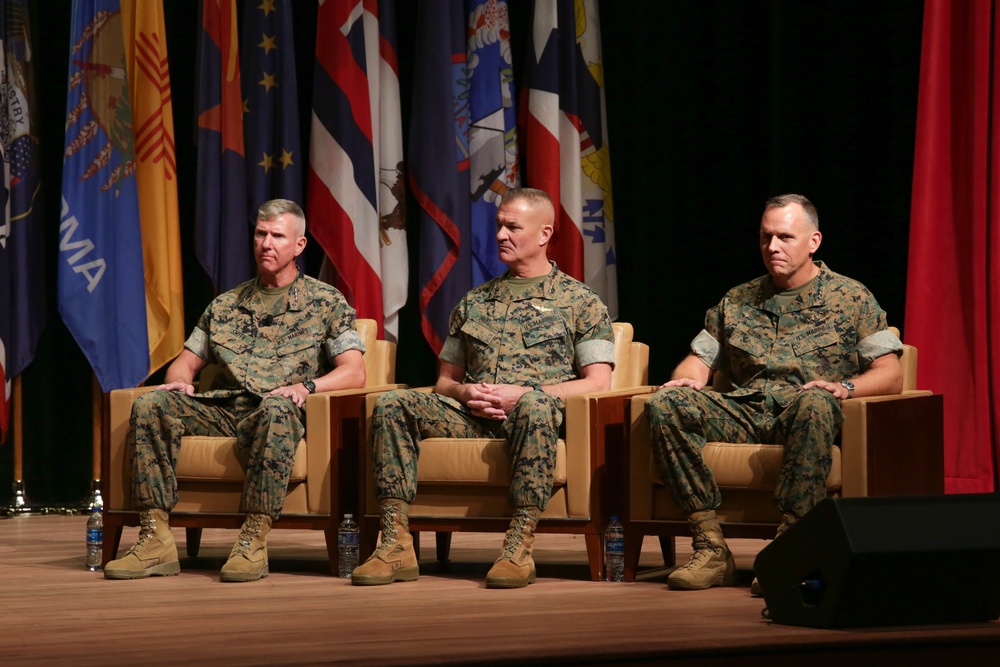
[130,390,304,518]
[371,388,565,511]
[646,386,843,521]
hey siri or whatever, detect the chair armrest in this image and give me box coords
[563,386,659,517]
[106,386,159,511]
[839,390,942,497]
[626,393,658,521]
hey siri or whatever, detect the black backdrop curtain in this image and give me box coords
[1,1,924,505]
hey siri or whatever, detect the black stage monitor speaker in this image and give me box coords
[753,493,1000,629]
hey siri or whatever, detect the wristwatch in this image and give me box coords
[303,379,317,394]
[840,380,855,398]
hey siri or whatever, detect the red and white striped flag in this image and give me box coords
[520,0,617,317]
[308,0,407,341]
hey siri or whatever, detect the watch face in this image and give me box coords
[304,380,316,394]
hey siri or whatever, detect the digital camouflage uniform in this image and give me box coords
[372,261,615,511]
[130,272,364,518]
[647,262,903,521]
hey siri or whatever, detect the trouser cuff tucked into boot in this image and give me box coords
[667,509,737,591]
[220,514,272,582]
[352,499,419,586]
[485,507,541,589]
[104,509,180,580]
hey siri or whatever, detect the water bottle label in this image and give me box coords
[338,532,359,547]
[605,537,623,554]
[87,528,103,544]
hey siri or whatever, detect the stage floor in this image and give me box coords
[1,514,998,665]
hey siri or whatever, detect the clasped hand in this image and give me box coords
[465,382,527,420]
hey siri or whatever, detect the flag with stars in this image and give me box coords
[195,0,251,294]
[241,0,301,217]
[0,0,45,440]
[520,0,617,317]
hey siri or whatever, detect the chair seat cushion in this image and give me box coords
[650,442,841,491]
[175,436,308,483]
[417,438,567,486]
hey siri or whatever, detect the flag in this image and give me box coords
[59,0,148,392]
[308,0,407,341]
[241,0,302,213]
[196,0,251,294]
[411,0,472,353]
[121,0,183,375]
[520,0,617,317]
[467,0,519,286]
[0,0,44,440]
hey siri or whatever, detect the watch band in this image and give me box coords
[531,384,544,393]
[840,380,855,398]
[303,379,316,394]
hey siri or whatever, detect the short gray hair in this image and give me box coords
[764,194,819,230]
[257,199,306,237]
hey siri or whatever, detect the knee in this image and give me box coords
[514,390,561,419]
[260,395,297,418]
[799,388,842,417]
[131,390,170,419]
[645,386,694,420]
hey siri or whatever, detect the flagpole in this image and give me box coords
[4,376,41,515]
[80,373,104,513]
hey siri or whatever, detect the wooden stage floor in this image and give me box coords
[1,514,998,666]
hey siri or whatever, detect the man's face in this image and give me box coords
[495,199,551,267]
[253,213,305,276]
[759,203,821,287]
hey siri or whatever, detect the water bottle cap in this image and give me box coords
[610,515,619,521]
[344,513,353,519]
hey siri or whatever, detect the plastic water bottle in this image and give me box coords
[338,513,359,578]
[604,515,624,582]
[85,509,103,571]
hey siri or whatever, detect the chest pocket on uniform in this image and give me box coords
[791,328,840,357]
[461,319,499,346]
[275,336,320,382]
[211,332,252,357]
[728,322,771,358]
[522,314,567,348]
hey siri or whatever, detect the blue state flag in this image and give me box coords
[241,0,301,212]
[0,0,45,439]
[59,0,149,391]
[466,0,518,286]
[412,0,473,353]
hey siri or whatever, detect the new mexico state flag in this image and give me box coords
[121,0,184,374]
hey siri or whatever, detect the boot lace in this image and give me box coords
[373,504,402,556]
[499,510,533,560]
[125,512,158,556]
[232,514,265,557]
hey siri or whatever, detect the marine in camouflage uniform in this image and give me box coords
[647,261,903,520]
[646,194,904,593]
[353,187,615,589]
[130,271,364,518]
[372,261,615,510]
[105,198,367,583]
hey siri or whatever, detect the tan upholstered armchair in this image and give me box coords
[361,322,653,581]
[624,329,944,581]
[102,319,400,575]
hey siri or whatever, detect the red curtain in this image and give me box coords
[906,0,1000,493]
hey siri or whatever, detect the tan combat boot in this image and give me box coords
[667,509,737,590]
[485,506,541,589]
[351,499,419,585]
[104,509,180,579]
[751,514,795,596]
[220,513,272,582]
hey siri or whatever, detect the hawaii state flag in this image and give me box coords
[196,0,251,294]
[467,0,519,286]
[121,0,184,375]
[59,0,148,392]
[520,0,617,317]
[411,0,472,353]
[0,0,44,440]
[308,0,407,341]
[241,0,302,213]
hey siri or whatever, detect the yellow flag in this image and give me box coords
[121,0,184,374]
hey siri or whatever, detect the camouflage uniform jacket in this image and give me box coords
[691,261,903,407]
[439,261,616,386]
[183,272,364,396]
